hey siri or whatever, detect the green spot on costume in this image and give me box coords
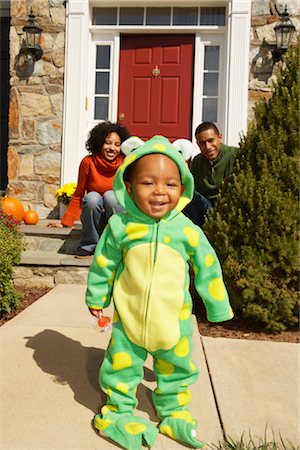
[86,136,234,450]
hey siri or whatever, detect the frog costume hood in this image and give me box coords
[114,135,194,222]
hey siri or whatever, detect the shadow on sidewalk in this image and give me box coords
[24,330,158,421]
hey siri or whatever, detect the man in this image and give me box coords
[191,122,238,206]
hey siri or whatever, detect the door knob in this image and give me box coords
[152,65,160,78]
[119,112,125,121]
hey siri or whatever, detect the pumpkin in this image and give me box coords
[23,208,39,225]
[1,196,25,223]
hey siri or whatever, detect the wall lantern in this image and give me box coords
[22,9,43,62]
[273,5,296,61]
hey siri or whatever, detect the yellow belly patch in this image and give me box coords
[113,242,185,351]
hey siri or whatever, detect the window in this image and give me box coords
[200,7,225,26]
[94,8,117,25]
[173,7,198,26]
[119,7,144,25]
[146,7,171,26]
[202,46,220,123]
[94,45,111,120]
[92,7,225,27]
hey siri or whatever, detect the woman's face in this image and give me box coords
[100,132,122,162]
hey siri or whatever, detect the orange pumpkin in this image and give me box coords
[1,196,25,223]
[23,208,39,225]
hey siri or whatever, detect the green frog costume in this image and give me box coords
[86,135,234,450]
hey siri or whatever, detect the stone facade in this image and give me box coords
[13,265,89,290]
[248,0,300,123]
[8,0,65,219]
[7,0,300,218]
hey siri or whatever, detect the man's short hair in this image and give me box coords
[195,122,220,138]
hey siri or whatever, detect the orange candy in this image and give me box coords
[97,317,111,328]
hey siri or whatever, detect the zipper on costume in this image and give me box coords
[142,221,159,348]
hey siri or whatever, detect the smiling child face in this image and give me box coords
[125,153,184,219]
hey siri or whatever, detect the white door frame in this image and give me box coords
[62,0,251,185]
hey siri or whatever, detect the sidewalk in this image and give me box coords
[1,285,299,449]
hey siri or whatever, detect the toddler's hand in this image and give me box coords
[89,308,111,332]
[89,307,103,318]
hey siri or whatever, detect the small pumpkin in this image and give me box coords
[23,207,39,225]
[1,196,25,223]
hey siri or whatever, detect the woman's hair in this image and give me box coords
[85,121,130,154]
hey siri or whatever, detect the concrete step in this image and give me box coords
[15,220,92,290]
[20,250,92,266]
[20,219,82,255]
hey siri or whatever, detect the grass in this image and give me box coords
[208,431,299,450]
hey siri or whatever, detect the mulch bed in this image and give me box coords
[1,287,299,343]
[194,302,299,343]
[0,288,51,326]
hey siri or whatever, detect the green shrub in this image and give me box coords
[0,210,25,316]
[203,41,299,332]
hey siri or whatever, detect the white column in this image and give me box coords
[225,0,251,146]
[61,0,89,185]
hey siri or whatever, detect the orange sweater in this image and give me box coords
[61,153,124,227]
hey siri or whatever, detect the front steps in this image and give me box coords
[14,220,92,290]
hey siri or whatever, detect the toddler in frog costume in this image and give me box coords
[86,135,233,450]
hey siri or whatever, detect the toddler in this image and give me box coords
[86,135,233,450]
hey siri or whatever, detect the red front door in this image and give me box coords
[118,34,194,141]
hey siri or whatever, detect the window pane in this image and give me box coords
[146,7,171,25]
[120,7,144,25]
[202,98,218,122]
[173,7,198,26]
[200,7,225,26]
[96,46,110,70]
[94,97,109,120]
[93,7,117,25]
[95,73,109,95]
[204,46,219,71]
[203,73,218,96]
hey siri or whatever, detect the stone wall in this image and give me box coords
[248,0,299,123]
[13,265,89,290]
[8,0,65,219]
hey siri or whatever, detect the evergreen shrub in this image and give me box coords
[0,210,25,316]
[203,40,299,332]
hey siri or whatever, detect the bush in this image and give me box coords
[203,40,299,332]
[0,210,25,316]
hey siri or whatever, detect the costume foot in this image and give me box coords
[159,412,205,448]
[94,413,158,450]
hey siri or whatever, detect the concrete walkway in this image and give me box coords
[1,285,299,449]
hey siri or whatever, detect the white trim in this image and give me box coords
[62,0,89,185]
[192,35,226,148]
[90,0,230,5]
[90,25,226,32]
[192,34,203,151]
[225,0,251,146]
[88,33,120,131]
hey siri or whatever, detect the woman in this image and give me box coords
[49,121,130,258]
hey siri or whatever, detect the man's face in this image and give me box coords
[196,128,222,161]
[125,154,183,219]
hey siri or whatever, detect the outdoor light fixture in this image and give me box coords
[21,9,43,62]
[273,5,296,62]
